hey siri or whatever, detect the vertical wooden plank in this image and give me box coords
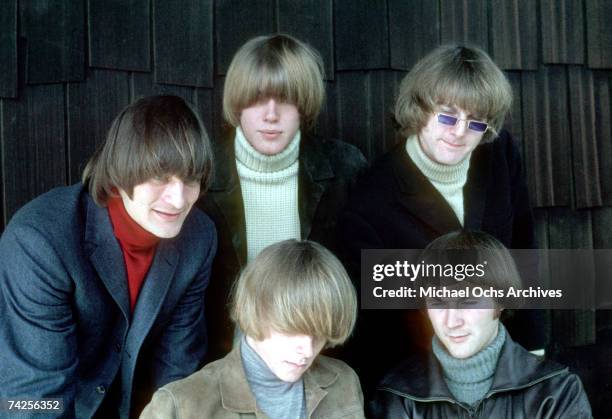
[153,0,212,87]
[131,72,194,103]
[67,70,130,184]
[491,0,538,70]
[194,88,214,143]
[211,75,229,147]
[313,81,339,141]
[586,0,612,69]
[592,208,612,312]
[215,0,274,75]
[337,71,401,161]
[277,0,333,79]
[548,207,596,347]
[540,0,585,64]
[388,0,439,70]
[521,66,571,207]
[2,85,66,223]
[440,0,488,51]
[88,0,150,71]
[568,66,602,208]
[22,0,85,84]
[594,71,612,205]
[334,0,389,70]
[504,71,524,148]
[0,0,17,98]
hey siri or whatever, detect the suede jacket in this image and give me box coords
[368,333,592,419]
[140,345,366,419]
[198,131,367,361]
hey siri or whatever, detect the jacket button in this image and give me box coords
[96,385,106,394]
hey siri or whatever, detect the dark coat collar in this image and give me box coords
[378,332,567,401]
[389,140,491,235]
[208,129,336,266]
[83,193,179,328]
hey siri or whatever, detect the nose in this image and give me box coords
[444,309,464,329]
[163,177,186,209]
[295,335,314,359]
[263,98,279,122]
[450,118,468,136]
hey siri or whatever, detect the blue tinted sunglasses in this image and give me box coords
[436,113,489,133]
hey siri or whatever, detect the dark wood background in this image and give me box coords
[1,0,610,414]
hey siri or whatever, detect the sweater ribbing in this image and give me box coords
[406,135,470,225]
[235,127,301,261]
[432,323,506,406]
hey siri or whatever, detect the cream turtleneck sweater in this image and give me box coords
[235,127,301,262]
[405,135,471,226]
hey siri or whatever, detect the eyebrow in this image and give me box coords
[439,105,485,121]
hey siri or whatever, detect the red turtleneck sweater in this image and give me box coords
[107,197,160,311]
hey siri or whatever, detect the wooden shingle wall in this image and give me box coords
[0,0,610,411]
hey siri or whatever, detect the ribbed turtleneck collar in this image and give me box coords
[432,323,506,387]
[107,196,160,250]
[241,336,305,419]
[235,126,301,173]
[406,135,470,185]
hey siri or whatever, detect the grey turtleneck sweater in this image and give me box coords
[432,323,506,406]
[241,337,306,419]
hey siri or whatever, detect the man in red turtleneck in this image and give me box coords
[0,95,217,418]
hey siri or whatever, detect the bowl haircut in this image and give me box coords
[82,95,213,206]
[394,44,512,141]
[230,239,357,348]
[419,230,523,316]
[223,34,325,130]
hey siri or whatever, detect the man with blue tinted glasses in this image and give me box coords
[368,231,592,418]
[339,44,541,394]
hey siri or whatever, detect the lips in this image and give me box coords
[153,209,182,221]
[259,129,282,140]
[285,360,308,369]
[440,139,464,148]
[447,334,469,343]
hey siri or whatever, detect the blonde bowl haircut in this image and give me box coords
[82,95,213,206]
[230,239,357,348]
[223,34,325,130]
[394,44,512,142]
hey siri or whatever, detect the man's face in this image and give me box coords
[427,300,500,359]
[239,98,301,156]
[119,176,200,239]
[247,331,325,382]
[418,104,487,165]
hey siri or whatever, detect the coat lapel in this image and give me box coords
[209,133,247,267]
[463,142,491,230]
[299,138,334,239]
[391,145,462,235]
[84,197,131,321]
[128,241,179,344]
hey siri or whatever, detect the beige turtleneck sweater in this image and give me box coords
[235,127,301,261]
[405,135,471,226]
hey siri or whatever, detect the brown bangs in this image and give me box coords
[83,95,213,205]
[431,72,500,121]
[394,44,512,140]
